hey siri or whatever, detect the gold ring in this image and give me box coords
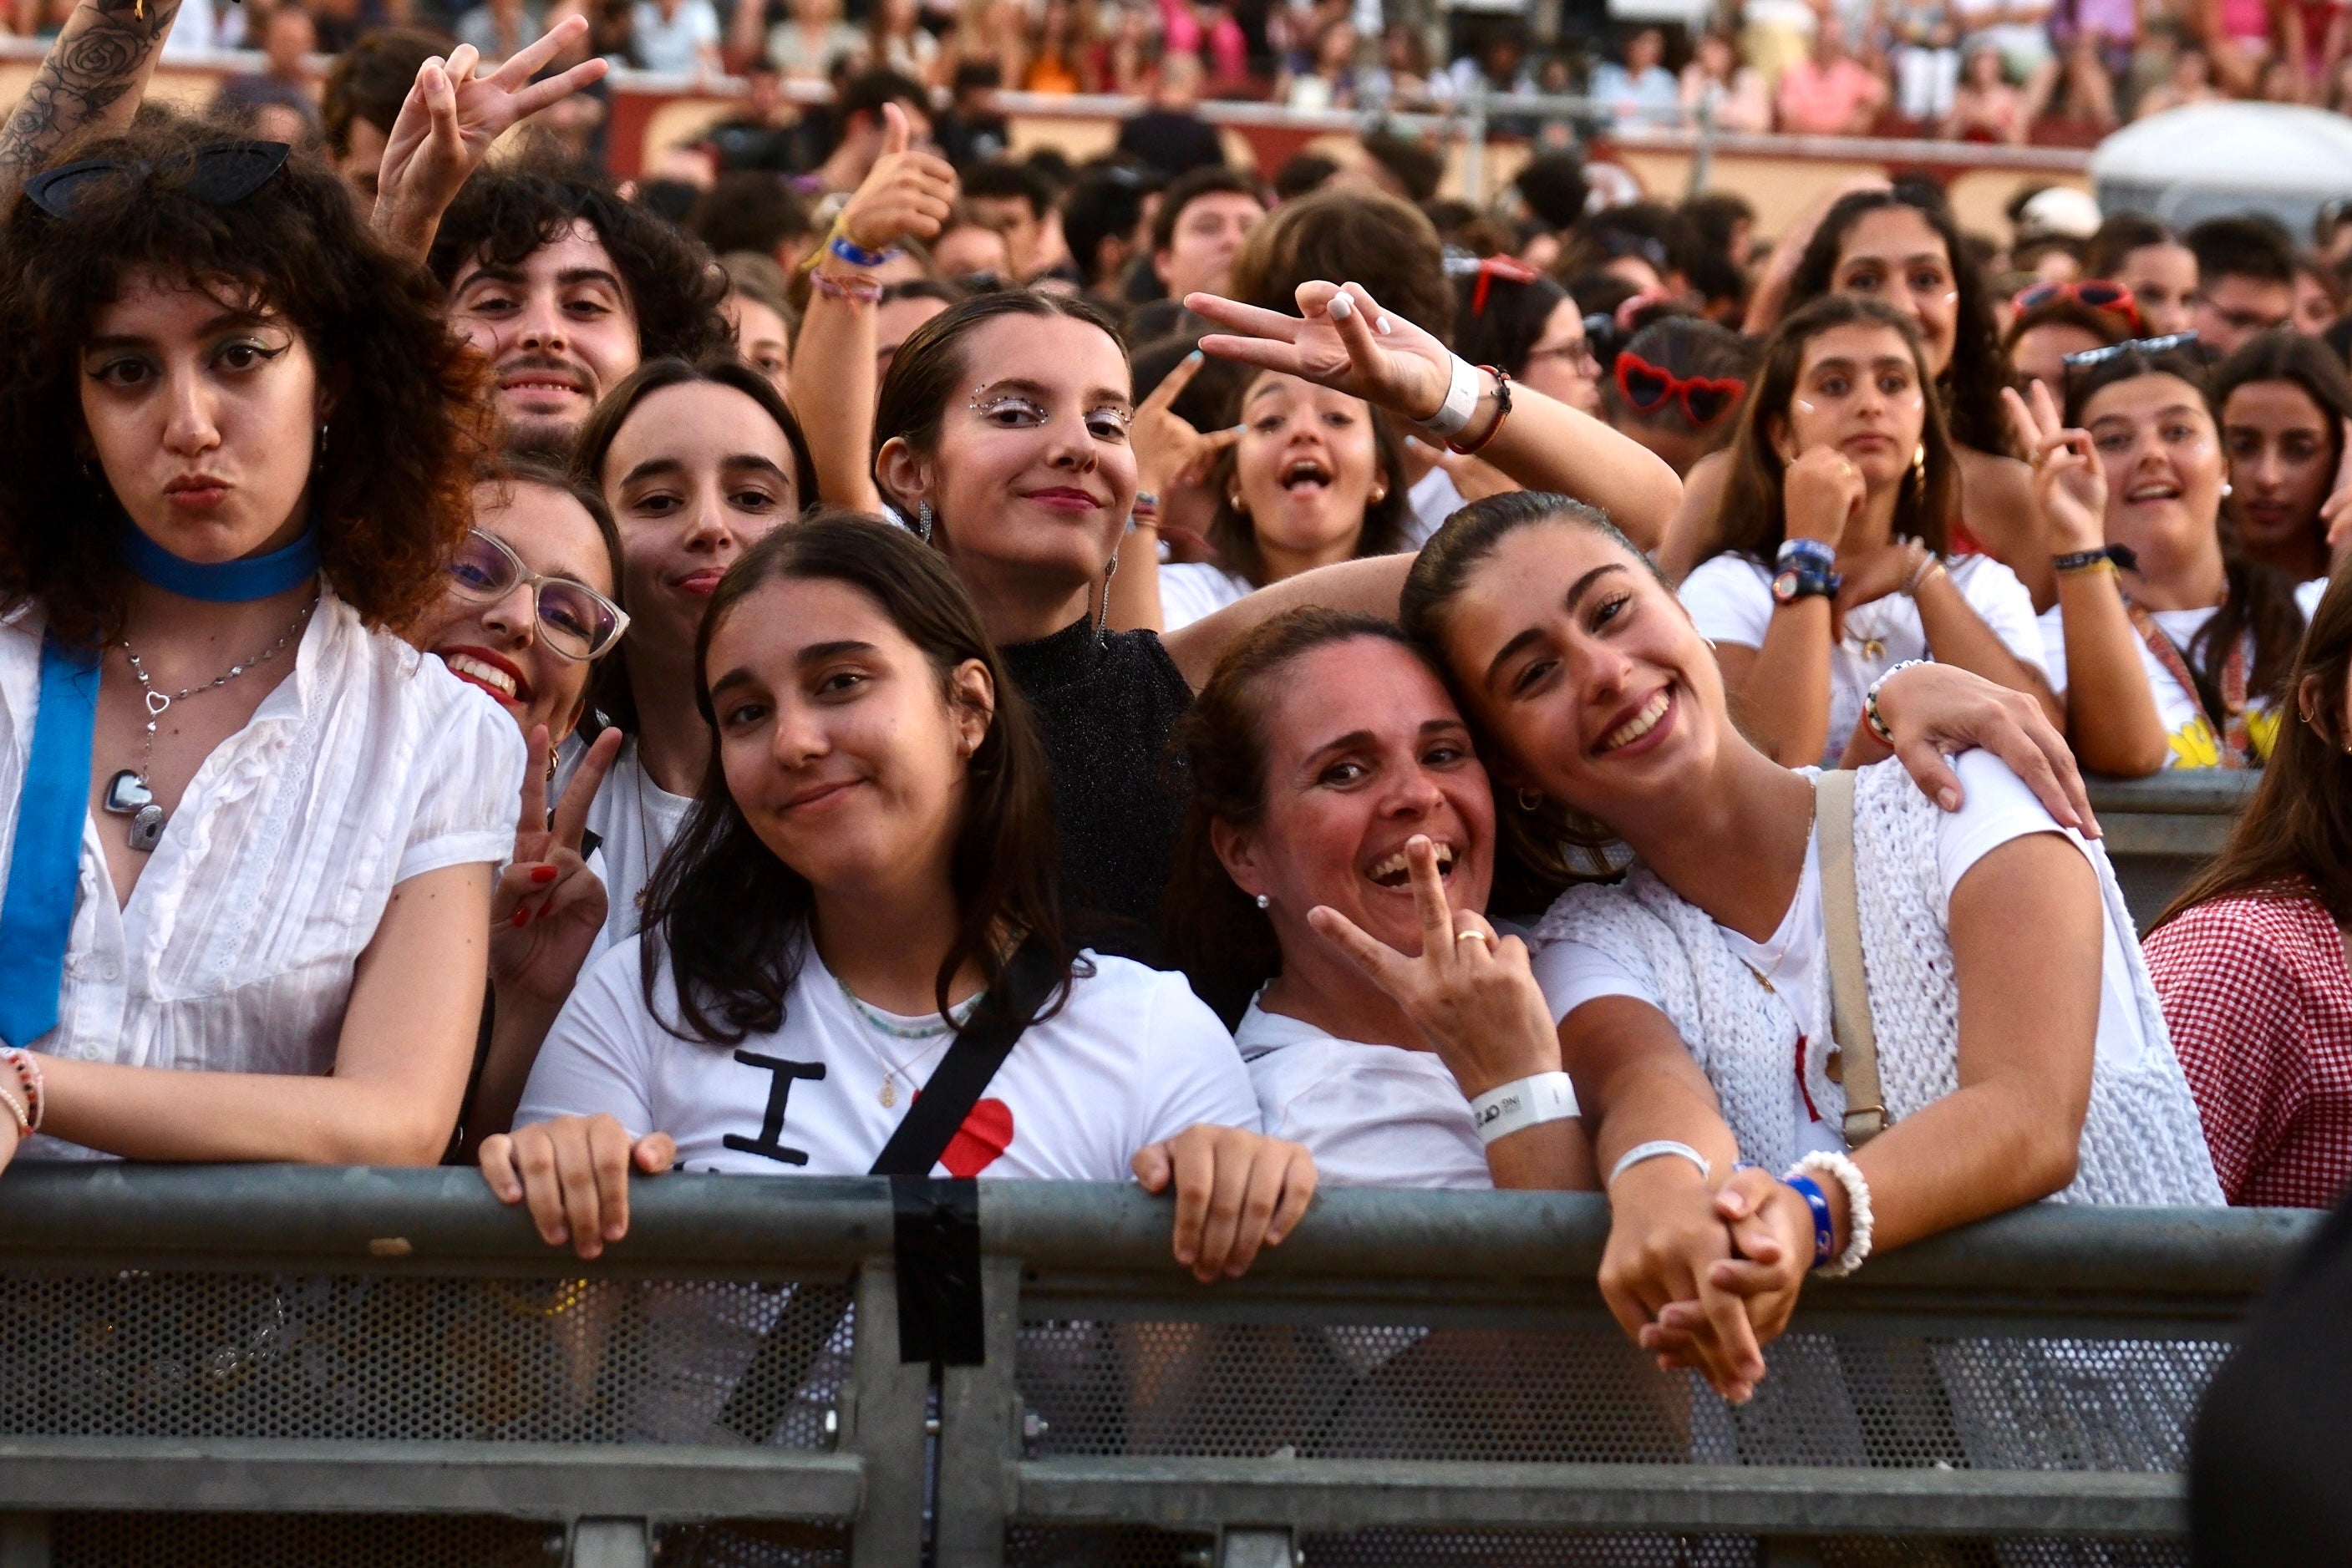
[1455,928,1491,945]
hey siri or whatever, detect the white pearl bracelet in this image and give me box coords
[1792,1149,1874,1276]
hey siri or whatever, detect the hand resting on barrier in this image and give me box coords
[479,1114,678,1260]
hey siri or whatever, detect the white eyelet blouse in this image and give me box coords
[0,594,526,1159]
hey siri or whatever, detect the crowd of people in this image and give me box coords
[1,0,2350,1423]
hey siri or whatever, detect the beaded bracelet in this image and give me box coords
[1862,658,1929,747]
[1793,1149,1874,1276]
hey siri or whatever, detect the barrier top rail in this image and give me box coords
[0,1164,2314,1301]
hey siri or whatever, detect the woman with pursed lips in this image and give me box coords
[406,457,633,1149]
[566,356,819,959]
[0,122,521,1168]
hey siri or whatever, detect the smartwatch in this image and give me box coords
[1771,565,1840,605]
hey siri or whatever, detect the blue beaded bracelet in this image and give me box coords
[1784,1172,1836,1271]
[830,233,899,268]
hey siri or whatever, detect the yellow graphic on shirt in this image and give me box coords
[2166,706,2282,769]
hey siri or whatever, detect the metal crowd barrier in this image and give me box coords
[2085,770,2258,930]
[0,1164,2314,1568]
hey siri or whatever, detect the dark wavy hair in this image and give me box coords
[1165,609,1440,1007]
[1398,491,1659,914]
[429,163,734,365]
[0,121,492,647]
[1786,187,2009,457]
[1709,294,1959,566]
[1450,265,1571,381]
[641,512,1073,1045]
[2152,564,2352,931]
[1201,370,1414,590]
[871,289,1129,537]
[2066,344,2310,714]
[571,354,820,737]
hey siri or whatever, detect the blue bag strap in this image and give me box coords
[0,634,99,1048]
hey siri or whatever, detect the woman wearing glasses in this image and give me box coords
[566,356,819,962]
[0,124,521,1165]
[2008,336,2323,774]
[407,458,632,1149]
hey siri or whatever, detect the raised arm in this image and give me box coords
[0,0,183,206]
[792,102,955,515]
[1188,280,1682,551]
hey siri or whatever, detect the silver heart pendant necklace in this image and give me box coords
[102,596,317,854]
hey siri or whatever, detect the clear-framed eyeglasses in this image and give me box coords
[445,528,629,662]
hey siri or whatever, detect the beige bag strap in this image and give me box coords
[1813,770,1886,1147]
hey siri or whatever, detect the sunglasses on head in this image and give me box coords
[2060,329,2201,371]
[2012,278,2144,335]
[446,529,630,662]
[25,139,291,221]
[1614,351,1745,426]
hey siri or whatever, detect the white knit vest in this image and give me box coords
[1532,760,2223,1206]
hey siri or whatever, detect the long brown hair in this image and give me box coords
[2153,565,2352,929]
[641,512,1072,1043]
[1708,293,1959,566]
[1201,372,1415,590]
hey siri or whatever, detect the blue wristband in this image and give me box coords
[1776,537,1836,571]
[1784,1172,1836,1271]
[830,233,899,268]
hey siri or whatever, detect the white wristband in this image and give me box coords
[1607,1139,1713,1187]
[1417,353,1483,440]
[1793,1149,1874,1276]
[1469,1071,1578,1147]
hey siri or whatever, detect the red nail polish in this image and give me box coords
[511,907,530,928]
[531,865,558,884]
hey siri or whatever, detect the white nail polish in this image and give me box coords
[1377,315,1394,334]
[1328,292,1354,322]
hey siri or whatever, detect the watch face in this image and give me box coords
[1772,568,1802,604]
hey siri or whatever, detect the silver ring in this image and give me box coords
[1455,928,1491,945]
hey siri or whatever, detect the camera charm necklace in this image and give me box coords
[102,595,316,853]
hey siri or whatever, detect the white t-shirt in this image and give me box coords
[630,0,720,72]
[2037,577,2324,770]
[1533,751,2155,1164]
[518,940,1261,1179]
[0,596,523,1159]
[1158,562,1254,631]
[1951,0,2053,60]
[569,737,695,962]
[1237,997,1499,1190]
[1680,551,2048,769]
[1405,465,1467,548]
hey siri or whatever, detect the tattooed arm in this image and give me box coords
[0,0,183,209]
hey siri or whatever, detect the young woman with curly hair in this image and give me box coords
[0,124,523,1166]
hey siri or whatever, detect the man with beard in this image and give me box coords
[429,167,734,454]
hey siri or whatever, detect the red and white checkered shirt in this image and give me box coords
[2145,887,2352,1210]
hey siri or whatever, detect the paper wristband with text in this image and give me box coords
[1469,1071,1579,1147]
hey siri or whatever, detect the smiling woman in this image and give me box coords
[0,121,522,1170]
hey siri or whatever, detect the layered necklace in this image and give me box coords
[833,974,982,1108]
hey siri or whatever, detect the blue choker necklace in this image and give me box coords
[125,524,320,602]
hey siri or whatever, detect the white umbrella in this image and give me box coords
[2093,103,2352,238]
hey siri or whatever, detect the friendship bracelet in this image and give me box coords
[1794,1149,1874,1276]
[1902,554,1946,597]
[1775,537,1836,572]
[1605,1138,1711,1187]
[1450,365,1513,456]
[2053,545,2132,574]
[1781,1171,1836,1269]
[809,271,885,305]
[827,232,899,268]
[1862,659,1929,747]
[1130,490,1160,533]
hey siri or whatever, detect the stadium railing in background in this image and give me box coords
[2088,769,2258,930]
[0,1162,2314,1568]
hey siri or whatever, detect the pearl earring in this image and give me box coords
[2220,480,2233,500]
[1255,894,1270,910]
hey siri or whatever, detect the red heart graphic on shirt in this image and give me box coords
[939,1099,1015,1177]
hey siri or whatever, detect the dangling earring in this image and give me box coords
[1255,894,1270,910]
[1516,787,1543,812]
[315,423,330,474]
[914,500,934,542]
[1095,551,1119,637]
[1910,442,1926,509]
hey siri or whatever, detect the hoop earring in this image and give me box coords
[914,500,934,542]
[1096,551,1119,637]
[1255,893,1270,910]
[1516,787,1544,812]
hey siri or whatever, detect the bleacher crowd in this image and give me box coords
[0,0,2349,1423]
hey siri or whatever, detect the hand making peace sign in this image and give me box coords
[490,724,622,1011]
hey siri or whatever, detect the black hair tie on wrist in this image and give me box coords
[2053,544,2138,573]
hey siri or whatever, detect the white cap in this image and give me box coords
[2017,186,2104,241]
